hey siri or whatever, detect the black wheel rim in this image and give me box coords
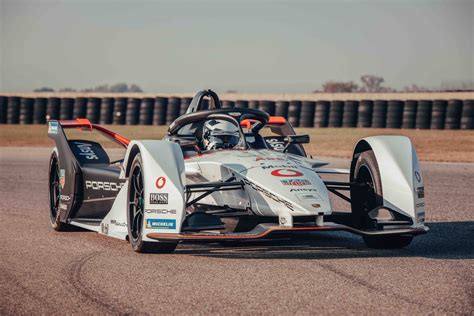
[356,165,377,213]
[354,164,380,229]
[49,158,60,222]
[129,165,144,242]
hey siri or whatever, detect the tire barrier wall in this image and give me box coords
[60,98,74,121]
[357,100,373,128]
[386,100,404,129]
[431,100,447,130]
[258,100,275,116]
[300,101,316,127]
[372,100,387,128]
[113,98,127,125]
[402,100,417,129]
[0,95,472,129]
[416,100,432,129]
[461,100,474,129]
[139,98,154,125]
[100,98,114,125]
[126,98,141,125]
[342,100,358,128]
[19,98,34,124]
[166,97,181,125]
[314,100,330,127]
[328,100,344,127]
[86,98,101,124]
[46,97,60,122]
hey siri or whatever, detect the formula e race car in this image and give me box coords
[47,90,428,253]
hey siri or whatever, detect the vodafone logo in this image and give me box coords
[271,169,303,177]
[155,177,166,189]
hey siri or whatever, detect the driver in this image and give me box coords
[202,119,240,150]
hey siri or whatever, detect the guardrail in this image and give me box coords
[0,95,472,129]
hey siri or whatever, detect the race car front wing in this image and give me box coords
[146,222,429,242]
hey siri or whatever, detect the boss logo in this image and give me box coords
[85,181,124,191]
[74,142,99,160]
[150,193,168,204]
[416,187,425,199]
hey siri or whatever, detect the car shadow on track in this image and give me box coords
[175,221,474,260]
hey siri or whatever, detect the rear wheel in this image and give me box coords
[127,153,177,253]
[48,152,69,231]
[351,150,413,249]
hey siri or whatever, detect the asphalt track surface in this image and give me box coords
[0,147,473,315]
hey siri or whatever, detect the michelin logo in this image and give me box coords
[146,219,176,230]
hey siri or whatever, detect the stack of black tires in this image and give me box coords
[0,95,472,130]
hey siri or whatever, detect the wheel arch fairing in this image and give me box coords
[351,136,425,225]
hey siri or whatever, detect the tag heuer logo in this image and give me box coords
[150,193,168,204]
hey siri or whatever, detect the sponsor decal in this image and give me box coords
[48,121,58,134]
[155,176,166,189]
[290,188,317,192]
[261,165,299,170]
[281,179,311,186]
[246,136,256,143]
[256,157,284,161]
[228,112,241,117]
[145,209,177,215]
[110,220,127,227]
[59,204,67,210]
[146,219,176,230]
[242,178,294,211]
[279,217,288,225]
[311,203,321,209]
[271,169,303,177]
[85,181,124,191]
[415,202,425,208]
[101,223,109,235]
[414,171,422,183]
[59,169,66,189]
[416,211,425,223]
[416,187,424,199]
[265,138,286,151]
[150,193,168,204]
[60,195,71,202]
[74,142,99,160]
[295,193,321,201]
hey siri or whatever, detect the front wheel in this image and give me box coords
[351,150,413,249]
[127,153,177,253]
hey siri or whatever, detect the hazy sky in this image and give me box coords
[0,0,472,92]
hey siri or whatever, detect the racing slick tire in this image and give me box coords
[48,151,70,231]
[127,153,178,253]
[351,150,413,249]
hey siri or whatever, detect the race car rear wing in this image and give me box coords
[49,118,130,148]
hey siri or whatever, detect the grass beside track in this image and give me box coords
[0,125,472,162]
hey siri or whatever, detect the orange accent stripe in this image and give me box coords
[57,119,130,147]
[240,116,287,128]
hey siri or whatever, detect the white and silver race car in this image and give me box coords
[47,89,428,253]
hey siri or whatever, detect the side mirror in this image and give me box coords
[283,134,310,153]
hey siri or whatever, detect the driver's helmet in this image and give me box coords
[202,119,240,150]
